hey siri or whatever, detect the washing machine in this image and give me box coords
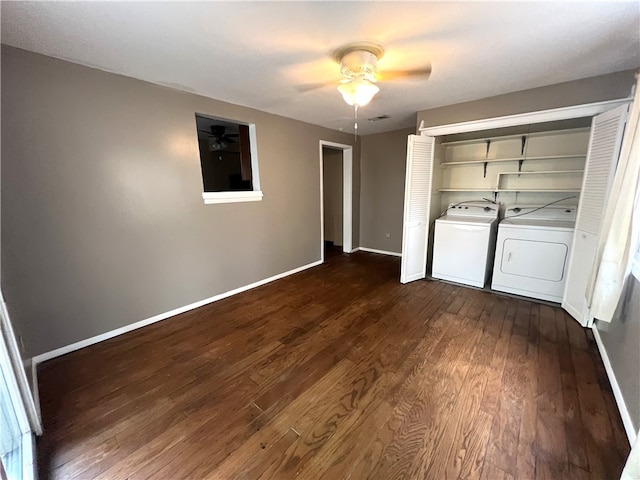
[491,204,577,303]
[432,202,499,288]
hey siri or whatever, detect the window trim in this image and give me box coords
[202,190,263,204]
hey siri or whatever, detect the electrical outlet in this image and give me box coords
[385,232,391,239]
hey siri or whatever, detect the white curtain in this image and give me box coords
[589,74,640,322]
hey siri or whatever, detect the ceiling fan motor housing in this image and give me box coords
[340,50,378,82]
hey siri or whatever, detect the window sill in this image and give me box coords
[202,191,263,204]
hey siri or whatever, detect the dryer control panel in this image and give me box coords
[503,204,577,222]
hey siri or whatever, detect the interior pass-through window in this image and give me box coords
[195,113,262,204]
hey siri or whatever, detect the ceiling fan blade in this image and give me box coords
[377,65,432,81]
[295,80,340,93]
[222,137,237,143]
[198,130,215,136]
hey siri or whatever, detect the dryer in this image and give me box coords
[491,204,577,303]
[432,202,499,288]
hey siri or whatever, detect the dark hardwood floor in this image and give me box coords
[36,251,630,479]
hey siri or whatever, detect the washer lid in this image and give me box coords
[437,216,497,225]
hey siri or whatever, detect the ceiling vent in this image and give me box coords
[368,115,390,122]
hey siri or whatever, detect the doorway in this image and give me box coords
[319,141,353,262]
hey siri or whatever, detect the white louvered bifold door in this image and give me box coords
[563,104,629,326]
[400,135,435,284]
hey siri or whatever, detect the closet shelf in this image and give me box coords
[437,188,582,193]
[437,188,495,192]
[496,188,581,193]
[497,170,584,176]
[439,154,586,167]
[438,127,591,146]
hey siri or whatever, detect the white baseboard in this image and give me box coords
[32,259,323,365]
[358,247,402,257]
[592,324,637,445]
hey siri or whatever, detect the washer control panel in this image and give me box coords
[446,202,499,219]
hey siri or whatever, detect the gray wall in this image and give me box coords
[322,147,343,245]
[417,69,637,129]
[1,46,358,357]
[596,278,640,436]
[359,128,413,253]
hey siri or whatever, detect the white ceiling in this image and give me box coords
[2,1,639,135]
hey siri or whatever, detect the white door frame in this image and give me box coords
[319,141,353,262]
[418,98,630,136]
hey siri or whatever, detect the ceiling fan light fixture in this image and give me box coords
[337,77,380,107]
[209,139,227,151]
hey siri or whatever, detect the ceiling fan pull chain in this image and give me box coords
[354,105,359,140]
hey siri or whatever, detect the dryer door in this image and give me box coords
[492,226,575,302]
[501,239,568,281]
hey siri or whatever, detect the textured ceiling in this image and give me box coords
[2,1,639,135]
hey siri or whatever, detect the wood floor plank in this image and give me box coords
[205,359,356,479]
[516,399,537,479]
[516,303,539,479]
[481,460,516,480]
[566,462,591,480]
[128,395,290,480]
[486,396,522,476]
[35,251,629,480]
[485,298,532,475]
[422,363,493,480]
[556,311,590,471]
[295,400,395,480]
[371,315,485,479]
[480,298,515,417]
[535,405,568,479]
[572,342,628,479]
[591,339,631,464]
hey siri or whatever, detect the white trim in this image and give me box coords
[592,324,637,445]
[359,247,402,257]
[33,259,322,365]
[0,317,30,435]
[319,144,325,263]
[248,123,261,191]
[30,360,40,421]
[419,99,632,137]
[342,149,353,254]
[0,293,42,434]
[21,432,35,480]
[319,141,354,262]
[562,301,589,328]
[202,190,263,204]
[0,314,36,480]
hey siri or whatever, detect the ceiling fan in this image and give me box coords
[300,42,431,133]
[198,125,239,151]
[299,42,431,105]
[198,125,239,143]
